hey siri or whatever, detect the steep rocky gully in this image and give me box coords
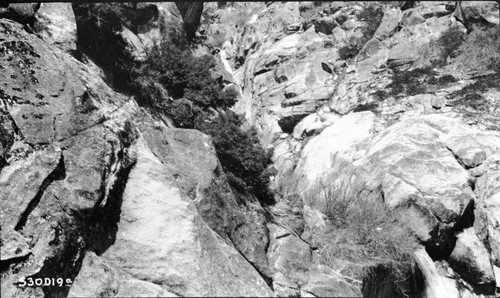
[1,2,500,297]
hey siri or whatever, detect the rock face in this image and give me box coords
[34,3,77,52]
[0,18,273,297]
[78,138,272,297]
[293,111,375,192]
[2,1,500,297]
[202,1,500,296]
[449,227,496,292]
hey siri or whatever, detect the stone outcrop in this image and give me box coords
[0,3,40,27]
[0,18,273,297]
[34,3,77,52]
[202,1,500,295]
[81,137,272,297]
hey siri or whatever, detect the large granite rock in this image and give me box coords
[34,3,77,52]
[0,18,135,298]
[293,111,375,192]
[0,18,274,297]
[96,138,273,296]
[69,252,178,297]
[136,120,272,279]
[449,227,496,293]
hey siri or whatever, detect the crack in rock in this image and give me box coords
[14,151,66,231]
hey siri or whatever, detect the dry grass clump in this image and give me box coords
[305,171,419,296]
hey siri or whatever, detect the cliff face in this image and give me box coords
[1,2,500,298]
[0,7,271,297]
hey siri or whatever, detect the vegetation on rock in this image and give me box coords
[420,25,499,71]
[130,38,273,204]
[305,171,419,297]
[337,4,384,60]
[74,3,273,205]
[454,26,500,73]
[73,3,139,91]
[196,113,273,205]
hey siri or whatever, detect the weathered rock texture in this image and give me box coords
[199,1,500,296]
[2,1,500,297]
[0,18,272,297]
[34,3,77,52]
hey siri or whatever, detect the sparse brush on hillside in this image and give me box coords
[337,4,384,60]
[420,25,499,72]
[305,171,418,296]
[371,65,460,101]
[454,26,500,73]
[449,72,500,111]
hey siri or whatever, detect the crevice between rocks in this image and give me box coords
[83,147,136,257]
[6,112,24,140]
[234,242,275,291]
[14,151,66,231]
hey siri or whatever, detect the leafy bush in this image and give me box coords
[351,102,379,113]
[437,74,457,85]
[420,25,499,71]
[375,66,459,100]
[196,113,274,205]
[306,171,418,296]
[134,41,272,203]
[132,39,237,111]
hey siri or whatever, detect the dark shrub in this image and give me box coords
[387,66,438,96]
[463,93,487,110]
[338,5,384,59]
[372,89,391,101]
[437,26,466,61]
[455,26,500,73]
[438,74,457,84]
[352,102,379,113]
[73,3,138,91]
[165,98,199,128]
[196,113,274,205]
[450,73,500,111]
[134,39,237,111]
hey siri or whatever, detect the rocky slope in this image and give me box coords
[1,1,499,298]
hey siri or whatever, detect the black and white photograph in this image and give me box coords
[0,1,499,297]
